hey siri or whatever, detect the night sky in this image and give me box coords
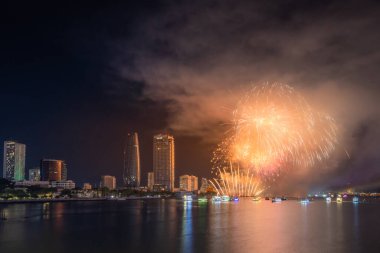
[2,0,380,191]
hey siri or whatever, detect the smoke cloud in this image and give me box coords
[111,0,380,190]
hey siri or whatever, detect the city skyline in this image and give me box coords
[1,1,380,252]
[0,130,211,187]
[1,133,205,189]
[1,0,380,193]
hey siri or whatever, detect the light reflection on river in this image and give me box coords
[0,199,379,253]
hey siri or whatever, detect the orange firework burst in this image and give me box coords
[211,83,338,190]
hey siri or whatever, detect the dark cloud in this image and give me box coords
[112,0,380,190]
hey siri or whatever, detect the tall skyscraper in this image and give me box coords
[3,141,26,181]
[61,162,67,181]
[100,175,116,190]
[123,132,140,187]
[29,167,41,181]
[40,159,67,181]
[179,175,198,192]
[153,134,175,191]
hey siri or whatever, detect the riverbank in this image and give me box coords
[0,198,108,204]
[0,196,167,204]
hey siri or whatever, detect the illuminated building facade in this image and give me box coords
[29,167,41,181]
[14,180,49,188]
[83,183,92,190]
[2,141,26,181]
[179,174,198,192]
[200,178,209,193]
[123,132,140,187]
[40,159,67,181]
[153,134,175,191]
[147,172,154,190]
[51,180,75,189]
[100,175,116,190]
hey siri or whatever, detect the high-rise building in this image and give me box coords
[2,141,26,181]
[147,172,154,190]
[100,175,116,190]
[200,178,209,193]
[61,162,67,181]
[29,167,40,181]
[40,159,67,181]
[179,175,198,192]
[153,134,175,191]
[123,132,140,187]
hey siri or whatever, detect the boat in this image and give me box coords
[336,195,343,203]
[212,196,221,202]
[198,197,208,203]
[272,197,282,203]
[352,196,359,203]
[221,195,230,202]
[325,197,332,203]
[183,195,193,202]
[252,196,261,201]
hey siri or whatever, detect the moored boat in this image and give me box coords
[198,197,208,203]
[221,195,230,202]
[252,196,261,201]
[212,196,221,202]
[272,197,282,203]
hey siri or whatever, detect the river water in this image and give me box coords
[1,199,379,253]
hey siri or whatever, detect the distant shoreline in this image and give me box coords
[0,196,166,204]
[0,198,108,204]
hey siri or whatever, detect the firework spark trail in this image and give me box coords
[210,163,264,197]
[210,83,338,197]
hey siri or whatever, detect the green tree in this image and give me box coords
[60,189,72,198]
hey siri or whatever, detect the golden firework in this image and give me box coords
[210,162,264,197]
[210,83,338,196]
